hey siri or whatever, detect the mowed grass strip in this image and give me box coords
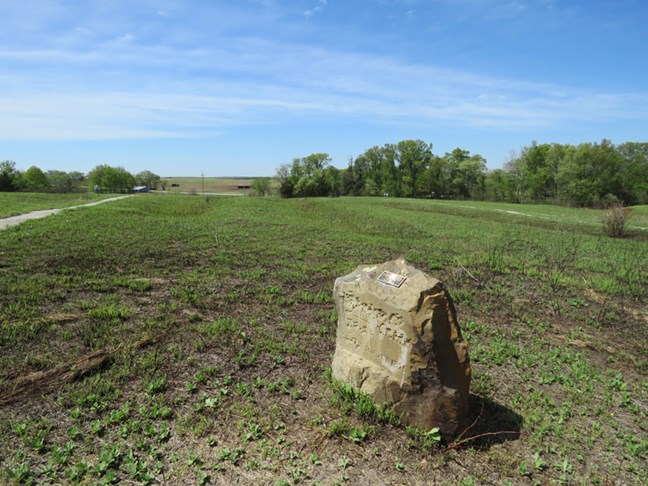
[0,195,645,485]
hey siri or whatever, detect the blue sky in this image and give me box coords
[1,0,647,176]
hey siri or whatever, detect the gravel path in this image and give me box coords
[0,196,132,230]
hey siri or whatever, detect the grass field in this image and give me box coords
[0,195,646,485]
[0,193,117,219]
[162,177,258,195]
[423,200,648,230]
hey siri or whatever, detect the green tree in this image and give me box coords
[301,153,331,176]
[503,151,525,203]
[21,166,51,192]
[135,170,161,190]
[508,141,571,202]
[420,155,451,198]
[251,177,272,196]
[443,148,486,199]
[88,165,135,194]
[277,154,336,198]
[520,142,552,200]
[557,140,623,206]
[396,140,432,197]
[276,163,297,198]
[544,143,572,202]
[343,157,367,196]
[293,168,336,197]
[349,145,401,196]
[617,142,648,205]
[485,169,517,201]
[444,148,470,198]
[324,166,342,196]
[47,170,81,193]
[0,160,20,192]
[457,156,487,199]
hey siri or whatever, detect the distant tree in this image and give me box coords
[135,170,161,190]
[442,148,487,199]
[0,160,20,192]
[251,177,272,196]
[484,169,517,201]
[301,153,331,176]
[444,148,470,198]
[503,151,525,203]
[557,140,623,207]
[519,142,552,199]
[88,164,135,193]
[349,144,401,197]
[66,172,87,193]
[46,171,64,193]
[458,155,487,199]
[617,142,648,205]
[324,166,342,196]
[110,167,136,193]
[420,155,450,198]
[507,141,571,202]
[294,168,331,197]
[48,170,73,193]
[276,154,337,198]
[21,166,51,192]
[396,140,433,197]
[342,158,365,196]
[294,172,319,197]
[363,177,380,196]
[504,139,644,207]
[276,163,296,198]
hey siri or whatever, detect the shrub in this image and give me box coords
[602,203,632,237]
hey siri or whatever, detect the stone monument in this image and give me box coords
[331,258,471,439]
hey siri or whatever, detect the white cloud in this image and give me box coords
[1,48,645,142]
[1,1,646,142]
[304,0,327,17]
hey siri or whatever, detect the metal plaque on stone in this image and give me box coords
[377,271,406,288]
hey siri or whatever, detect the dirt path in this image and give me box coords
[0,196,132,231]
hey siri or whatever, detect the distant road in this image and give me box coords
[0,196,132,231]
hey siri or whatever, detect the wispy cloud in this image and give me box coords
[1,0,646,143]
[1,38,645,142]
[304,0,327,17]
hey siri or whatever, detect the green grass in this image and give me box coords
[394,198,648,231]
[629,204,648,228]
[0,195,646,485]
[0,192,117,218]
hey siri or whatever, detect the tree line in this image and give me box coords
[276,139,648,207]
[0,161,162,194]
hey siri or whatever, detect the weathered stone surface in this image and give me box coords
[331,258,471,439]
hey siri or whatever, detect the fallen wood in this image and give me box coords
[0,335,155,406]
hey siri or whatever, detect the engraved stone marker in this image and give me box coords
[331,258,471,439]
